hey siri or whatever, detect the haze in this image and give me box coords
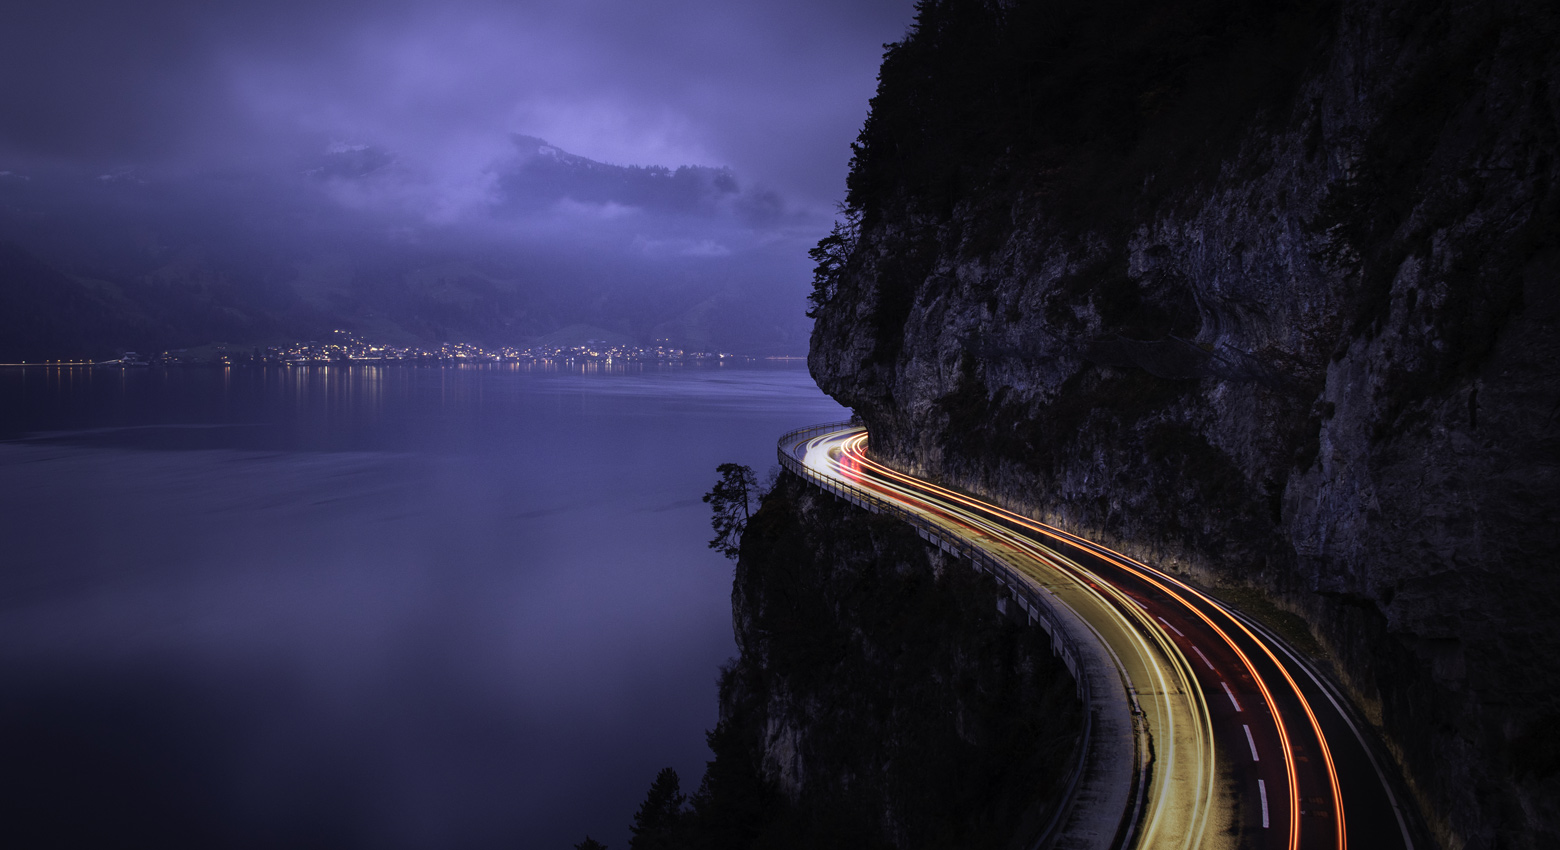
[0,0,917,355]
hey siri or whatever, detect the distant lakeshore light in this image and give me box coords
[34,332,766,369]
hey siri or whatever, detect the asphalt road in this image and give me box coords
[785,425,1421,850]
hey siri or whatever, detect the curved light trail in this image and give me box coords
[781,425,1418,850]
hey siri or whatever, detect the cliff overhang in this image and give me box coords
[808,1,1560,847]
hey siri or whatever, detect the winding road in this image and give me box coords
[780,424,1420,850]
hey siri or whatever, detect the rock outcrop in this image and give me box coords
[808,1,1560,847]
[686,473,1081,849]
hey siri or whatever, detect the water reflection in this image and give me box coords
[0,363,846,849]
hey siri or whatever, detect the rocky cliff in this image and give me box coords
[669,473,1081,849]
[808,1,1560,848]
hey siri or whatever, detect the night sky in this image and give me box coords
[1,0,914,247]
[2,0,917,193]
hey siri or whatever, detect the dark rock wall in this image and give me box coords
[703,473,1081,849]
[808,1,1560,847]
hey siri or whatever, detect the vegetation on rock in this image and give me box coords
[602,472,1082,849]
[808,1,1560,847]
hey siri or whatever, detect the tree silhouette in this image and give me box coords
[573,838,607,850]
[703,463,757,559]
[629,767,686,850]
[806,209,860,318]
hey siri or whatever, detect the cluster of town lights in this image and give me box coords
[7,331,743,367]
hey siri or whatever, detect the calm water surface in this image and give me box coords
[0,362,845,849]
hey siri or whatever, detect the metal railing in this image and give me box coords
[776,423,1097,848]
[777,422,1089,700]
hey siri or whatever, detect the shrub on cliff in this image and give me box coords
[806,210,860,318]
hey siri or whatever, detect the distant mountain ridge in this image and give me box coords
[0,241,162,361]
[0,137,817,359]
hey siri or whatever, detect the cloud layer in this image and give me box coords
[0,1,916,355]
[1,0,914,209]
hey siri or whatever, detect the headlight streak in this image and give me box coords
[810,428,1350,850]
[1009,534,1216,850]
[808,432,1217,850]
[845,439,1343,850]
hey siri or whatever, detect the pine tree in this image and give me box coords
[628,767,686,850]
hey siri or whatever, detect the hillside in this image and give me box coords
[0,138,818,358]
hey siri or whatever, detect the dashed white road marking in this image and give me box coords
[1191,645,1215,671]
[1258,779,1270,828]
[1156,615,1185,636]
[1221,680,1243,712]
[1244,724,1260,761]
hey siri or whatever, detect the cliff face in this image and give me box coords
[695,474,1081,849]
[808,1,1560,847]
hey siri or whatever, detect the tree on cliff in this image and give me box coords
[629,767,687,850]
[805,209,860,318]
[704,463,757,559]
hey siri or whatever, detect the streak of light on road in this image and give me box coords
[781,426,1418,850]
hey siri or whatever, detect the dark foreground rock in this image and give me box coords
[630,473,1082,850]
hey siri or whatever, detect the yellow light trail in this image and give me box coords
[841,449,1219,848]
[833,433,1347,850]
[810,431,1219,850]
[796,427,1351,850]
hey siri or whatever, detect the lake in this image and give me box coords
[0,362,846,849]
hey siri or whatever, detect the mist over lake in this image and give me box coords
[0,362,845,848]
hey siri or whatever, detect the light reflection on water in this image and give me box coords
[0,363,845,849]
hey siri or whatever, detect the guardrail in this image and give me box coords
[777,422,1095,848]
[777,423,1089,699]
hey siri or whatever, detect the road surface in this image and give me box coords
[780,424,1420,850]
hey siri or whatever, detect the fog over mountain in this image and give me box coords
[0,0,917,358]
